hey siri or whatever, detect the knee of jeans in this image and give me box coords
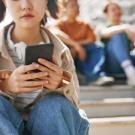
[76,110,89,135]
[28,93,74,126]
[111,32,126,40]
[0,96,9,110]
[0,96,10,118]
[37,93,72,110]
[0,96,24,133]
[77,118,90,135]
[0,96,16,113]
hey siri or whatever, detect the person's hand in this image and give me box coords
[37,58,69,90]
[128,32,135,43]
[75,45,86,61]
[125,25,135,43]
[0,70,12,80]
[3,63,48,94]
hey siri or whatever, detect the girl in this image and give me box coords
[0,0,89,135]
[98,1,135,86]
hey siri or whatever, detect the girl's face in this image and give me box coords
[3,0,47,28]
[106,4,122,23]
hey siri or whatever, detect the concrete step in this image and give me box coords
[89,116,135,135]
[80,85,135,101]
[80,98,135,118]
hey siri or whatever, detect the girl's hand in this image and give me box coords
[3,63,48,94]
[37,58,66,90]
[0,70,12,79]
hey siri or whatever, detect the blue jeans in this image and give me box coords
[75,42,105,81]
[0,93,89,135]
[105,32,135,75]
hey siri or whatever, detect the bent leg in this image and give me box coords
[106,33,130,74]
[75,43,105,80]
[0,96,24,135]
[28,93,89,135]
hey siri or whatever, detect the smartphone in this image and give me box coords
[25,43,54,65]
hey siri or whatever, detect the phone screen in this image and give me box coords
[25,43,54,65]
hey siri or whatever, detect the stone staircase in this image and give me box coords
[90,116,135,135]
[80,85,135,135]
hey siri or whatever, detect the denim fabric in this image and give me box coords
[0,93,89,135]
[0,96,24,135]
[75,42,105,81]
[105,32,135,74]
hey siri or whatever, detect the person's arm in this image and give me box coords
[78,23,96,45]
[78,39,95,45]
[50,27,86,60]
[58,34,79,48]
[100,24,134,39]
[126,26,135,43]
[59,35,87,60]
[53,22,83,47]
[50,27,80,48]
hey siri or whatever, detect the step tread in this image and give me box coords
[81,98,135,106]
[90,116,135,126]
[80,85,134,92]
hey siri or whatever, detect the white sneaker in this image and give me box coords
[91,76,114,86]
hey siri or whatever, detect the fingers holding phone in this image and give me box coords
[37,58,71,90]
[24,43,71,90]
[2,63,48,94]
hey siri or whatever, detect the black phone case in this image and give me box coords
[25,43,54,65]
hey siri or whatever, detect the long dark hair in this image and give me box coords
[48,0,59,19]
[0,1,6,22]
[0,0,59,23]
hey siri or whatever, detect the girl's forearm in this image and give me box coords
[57,35,79,48]
[78,39,95,45]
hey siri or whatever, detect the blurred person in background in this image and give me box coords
[54,0,114,85]
[97,1,135,86]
